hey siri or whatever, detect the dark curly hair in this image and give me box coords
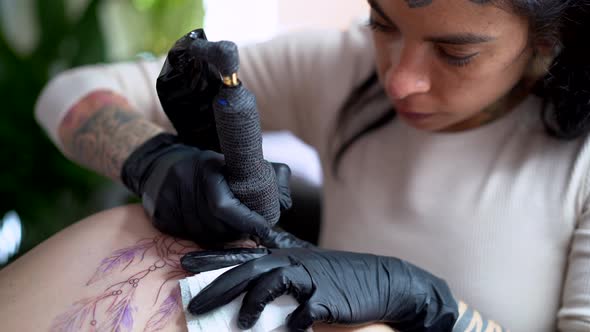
[331,0,590,176]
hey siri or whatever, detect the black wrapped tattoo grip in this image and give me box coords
[156,29,280,226]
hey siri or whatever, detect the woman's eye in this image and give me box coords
[436,47,479,67]
[367,18,397,34]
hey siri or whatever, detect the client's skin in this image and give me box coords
[0,205,392,332]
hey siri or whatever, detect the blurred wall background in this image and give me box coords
[0,0,368,267]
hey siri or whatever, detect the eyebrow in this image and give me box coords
[368,0,395,26]
[366,0,496,45]
[425,34,495,45]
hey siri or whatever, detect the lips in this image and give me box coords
[397,110,433,117]
[395,105,435,121]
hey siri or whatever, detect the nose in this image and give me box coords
[385,42,431,100]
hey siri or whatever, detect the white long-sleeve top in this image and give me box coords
[35,23,590,331]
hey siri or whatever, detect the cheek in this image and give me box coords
[435,49,532,114]
[439,80,500,114]
[434,76,507,116]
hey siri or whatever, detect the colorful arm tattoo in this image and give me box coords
[452,301,509,332]
[50,236,197,332]
[58,90,164,180]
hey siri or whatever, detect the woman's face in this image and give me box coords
[369,0,534,131]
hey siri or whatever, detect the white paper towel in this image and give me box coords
[179,265,312,332]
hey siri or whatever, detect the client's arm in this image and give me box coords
[0,205,392,332]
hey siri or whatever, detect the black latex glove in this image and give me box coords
[121,133,312,249]
[181,248,458,332]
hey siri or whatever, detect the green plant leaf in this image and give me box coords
[36,0,68,60]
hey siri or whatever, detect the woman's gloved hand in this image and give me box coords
[181,247,459,332]
[121,133,313,249]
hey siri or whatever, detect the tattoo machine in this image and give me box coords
[156,29,281,227]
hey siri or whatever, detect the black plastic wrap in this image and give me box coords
[156,29,222,152]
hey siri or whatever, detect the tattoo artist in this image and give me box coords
[35,1,590,331]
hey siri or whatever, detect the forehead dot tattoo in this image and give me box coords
[405,0,489,8]
[405,0,432,7]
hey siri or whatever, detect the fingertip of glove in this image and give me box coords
[237,315,255,330]
[272,162,291,177]
[188,297,206,315]
[279,195,293,211]
[180,254,200,273]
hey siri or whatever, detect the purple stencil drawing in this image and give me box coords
[99,291,135,332]
[154,270,188,305]
[144,286,183,332]
[51,236,197,332]
[87,239,155,285]
[121,304,134,330]
[49,298,96,332]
